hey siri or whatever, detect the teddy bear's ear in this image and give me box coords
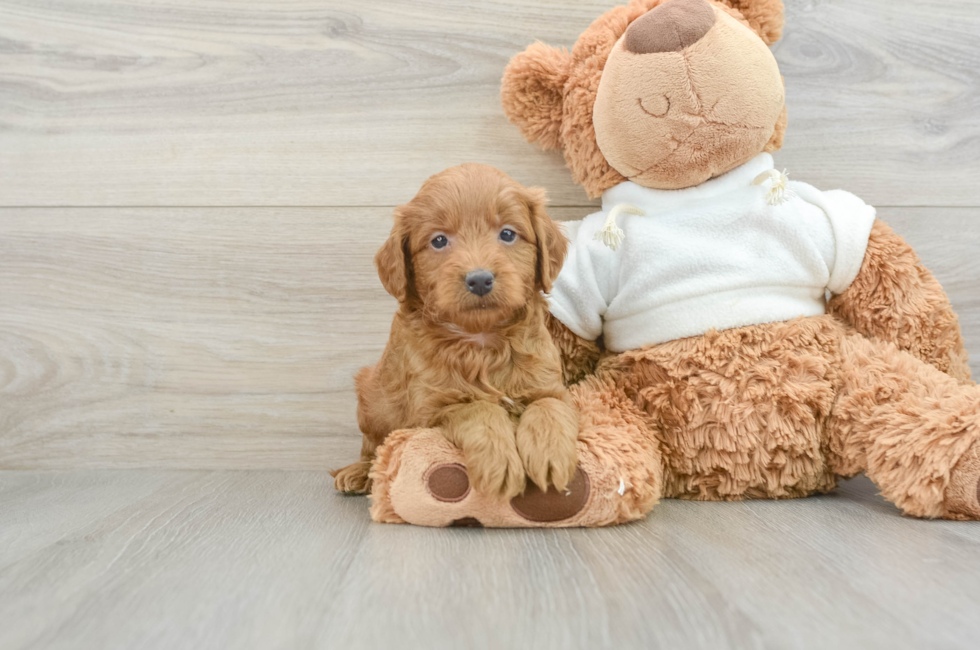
[501,42,573,151]
[722,0,785,45]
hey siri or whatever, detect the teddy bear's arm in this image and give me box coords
[546,312,602,386]
[827,219,971,381]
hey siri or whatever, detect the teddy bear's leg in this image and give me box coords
[367,375,664,527]
[546,373,665,523]
[829,332,980,519]
[368,427,593,527]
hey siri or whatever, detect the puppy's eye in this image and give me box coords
[499,228,517,244]
[431,234,449,250]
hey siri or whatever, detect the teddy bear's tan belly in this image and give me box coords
[607,314,847,500]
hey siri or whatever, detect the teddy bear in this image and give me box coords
[364,0,980,527]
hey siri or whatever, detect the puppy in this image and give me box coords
[332,163,579,499]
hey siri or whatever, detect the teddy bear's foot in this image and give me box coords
[946,443,980,520]
[424,461,590,525]
[369,428,646,527]
[510,467,590,523]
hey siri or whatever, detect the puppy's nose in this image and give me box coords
[465,269,495,297]
[623,0,716,54]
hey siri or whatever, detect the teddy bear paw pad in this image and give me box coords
[450,517,484,528]
[425,463,471,502]
[511,467,590,522]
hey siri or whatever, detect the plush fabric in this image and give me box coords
[547,153,877,350]
[501,0,786,199]
[370,420,661,527]
[827,219,972,382]
[623,0,717,54]
[946,444,980,520]
[366,0,980,526]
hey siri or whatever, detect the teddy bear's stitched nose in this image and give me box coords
[624,0,716,54]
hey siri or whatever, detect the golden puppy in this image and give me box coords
[332,163,578,498]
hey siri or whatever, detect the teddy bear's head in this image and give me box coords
[502,0,787,197]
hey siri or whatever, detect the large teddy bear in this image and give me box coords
[365,0,980,527]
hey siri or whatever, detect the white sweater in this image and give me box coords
[548,154,877,352]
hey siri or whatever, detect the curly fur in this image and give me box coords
[555,305,980,522]
[333,164,579,499]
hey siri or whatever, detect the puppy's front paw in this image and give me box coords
[438,401,526,499]
[465,439,526,500]
[331,461,373,494]
[516,397,579,492]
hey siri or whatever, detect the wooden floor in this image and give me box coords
[1,470,979,650]
[2,0,980,647]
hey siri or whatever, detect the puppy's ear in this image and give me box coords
[525,186,567,293]
[375,207,415,303]
[501,42,572,151]
[721,0,785,45]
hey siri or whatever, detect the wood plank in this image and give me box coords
[0,470,177,570]
[776,0,980,207]
[0,470,978,650]
[0,470,373,650]
[2,206,978,469]
[0,207,400,469]
[0,0,978,207]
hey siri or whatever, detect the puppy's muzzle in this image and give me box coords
[465,269,495,297]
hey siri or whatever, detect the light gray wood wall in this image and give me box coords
[2,0,979,468]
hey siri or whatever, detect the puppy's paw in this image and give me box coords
[465,439,526,500]
[516,397,579,493]
[331,461,373,494]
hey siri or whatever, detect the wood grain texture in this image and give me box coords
[2,3,978,646]
[0,470,978,650]
[0,0,978,207]
[1,206,977,469]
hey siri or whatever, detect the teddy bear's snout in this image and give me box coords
[624,0,716,55]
